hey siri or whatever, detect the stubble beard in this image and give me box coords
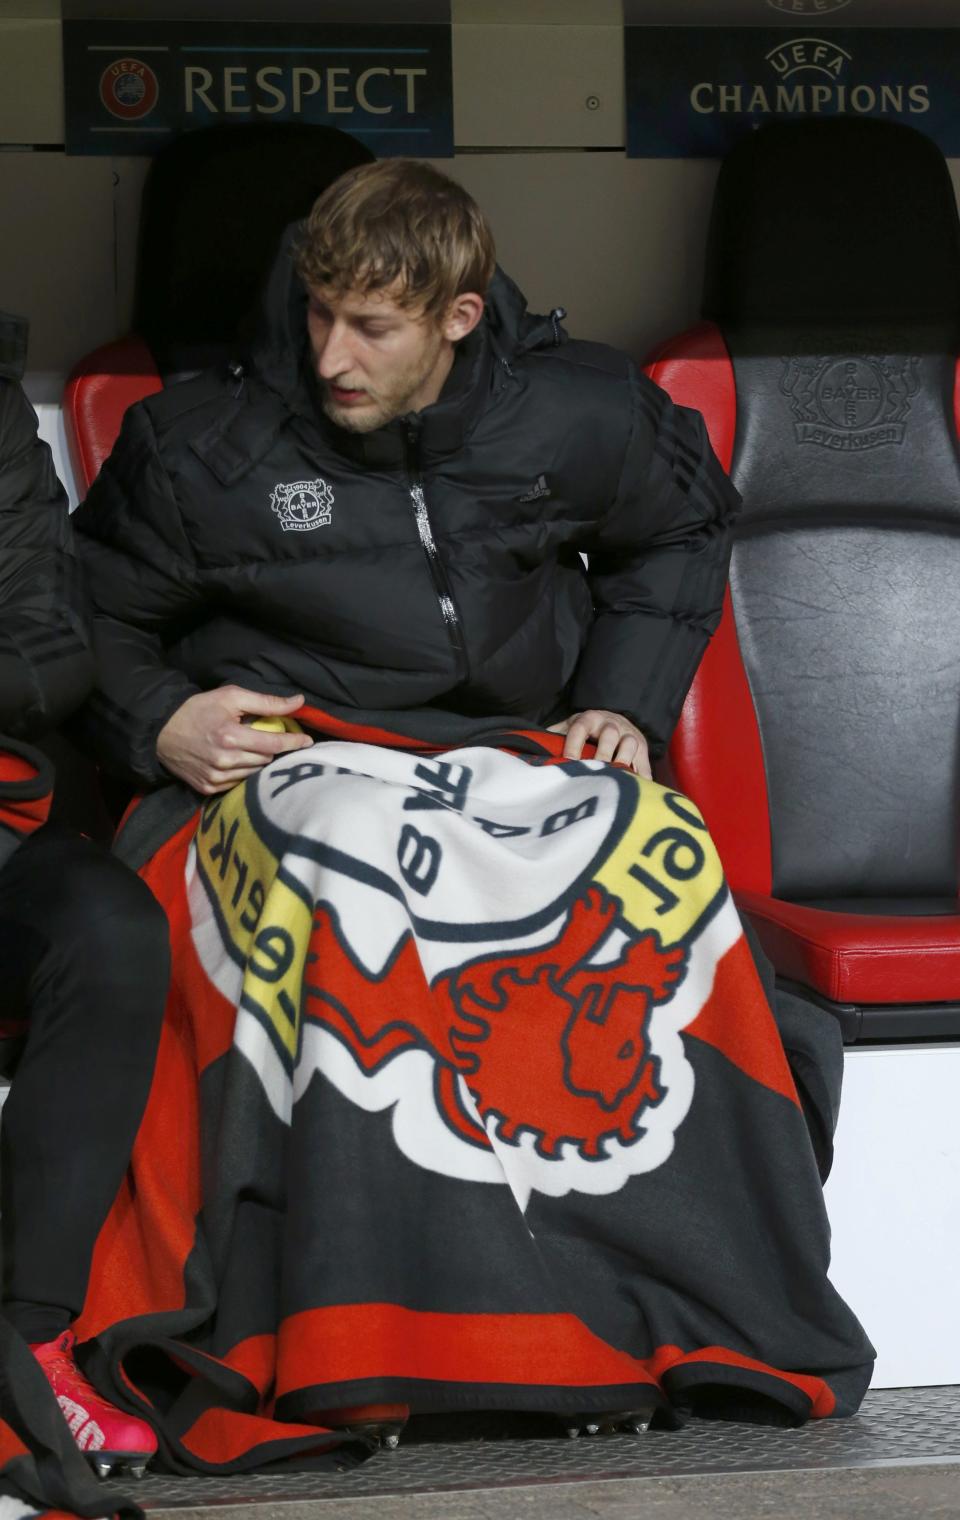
[321,389,395,434]
[320,333,446,435]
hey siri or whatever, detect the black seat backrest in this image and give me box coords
[705,120,960,900]
[134,121,374,377]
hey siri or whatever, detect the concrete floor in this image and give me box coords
[129,1388,960,1520]
[149,1464,960,1520]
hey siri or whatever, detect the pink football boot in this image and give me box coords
[30,1330,157,1478]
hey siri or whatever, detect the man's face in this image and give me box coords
[306,280,452,433]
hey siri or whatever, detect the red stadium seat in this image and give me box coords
[64,121,373,491]
[64,335,163,495]
[646,119,960,1042]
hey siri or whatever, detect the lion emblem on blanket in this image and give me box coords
[304,885,687,1161]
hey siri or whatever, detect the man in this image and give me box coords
[0,311,167,1475]
[73,159,735,796]
[69,164,871,1453]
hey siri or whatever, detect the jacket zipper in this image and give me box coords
[404,421,469,683]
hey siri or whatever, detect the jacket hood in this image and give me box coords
[0,311,27,382]
[249,221,568,402]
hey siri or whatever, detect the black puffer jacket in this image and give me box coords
[0,312,95,866]
[74,245,739,787]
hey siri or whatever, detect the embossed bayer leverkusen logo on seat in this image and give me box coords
[780,354,921,451]
[271,478,334,532]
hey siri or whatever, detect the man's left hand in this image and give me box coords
[548,709,652,776]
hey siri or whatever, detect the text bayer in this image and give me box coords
[183,65,427,117]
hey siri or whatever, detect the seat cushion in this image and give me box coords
[737,890,960,1005]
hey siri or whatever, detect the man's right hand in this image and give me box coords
[156,686,314,794]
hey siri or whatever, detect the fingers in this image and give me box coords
[594,722,623,765]
[613,732,652,778]
[226,726,313,759]
[195,741,312,793]
[612,732,640,769]
[197,727,318,794]
[196,723,313,792]
[561,711,622,761]
[634,738,653,780]
[196,767,263,796]
[561,713,593,760]
[229,687,305,717]
[216,748,297,769]
[554,709,652,774]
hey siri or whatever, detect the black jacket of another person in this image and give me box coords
[73,248,740,788]
[0,313,95,867]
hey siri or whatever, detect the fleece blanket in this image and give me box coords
[54,733,874,1475]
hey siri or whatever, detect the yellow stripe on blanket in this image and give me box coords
[596,782,724,948]
[195,777,311,1064]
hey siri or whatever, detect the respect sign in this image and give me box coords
[63,18,453,156]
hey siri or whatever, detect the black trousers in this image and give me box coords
[0,824,169,1343]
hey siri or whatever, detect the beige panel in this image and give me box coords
[0,19,63,142]
[454,25,622,147]
[0,1,59,14]
[443,153,718,360]
[1,0,622,18]
[452,0,622,22]
[0,151,116,378]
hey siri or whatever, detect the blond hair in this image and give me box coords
[294,159,496,318]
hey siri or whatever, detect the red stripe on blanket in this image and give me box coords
[0,803,46,836]
[684,935,800,1107]
[649,1345,836,1419]
[0,752,42,785]
[0,1420,29,1465]
[274,1310,835,1418]
[223,1334,277,1398]
[76,814,221,1339]
[297,707,437,751]
[277,1305,659,1393]
[179,1408,336,1467]
[295,709,587,763]
[0,749,52,834]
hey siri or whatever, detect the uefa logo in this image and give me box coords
[99,57,160,121]
[767,0,853,13]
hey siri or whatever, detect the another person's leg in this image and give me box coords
[0,823,169,1468]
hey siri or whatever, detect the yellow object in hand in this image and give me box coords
[248,716,305,735]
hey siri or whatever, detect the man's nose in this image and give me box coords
[316,322,355,380]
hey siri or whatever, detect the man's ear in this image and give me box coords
[441,292,485,344]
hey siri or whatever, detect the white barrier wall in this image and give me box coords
[826,1045,960,1390]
